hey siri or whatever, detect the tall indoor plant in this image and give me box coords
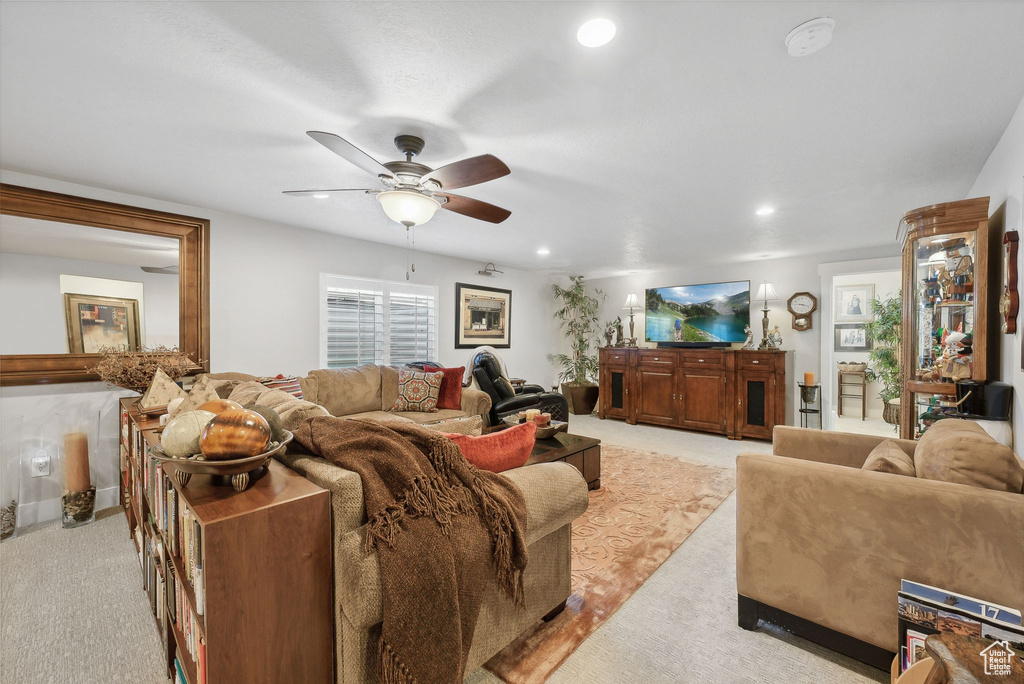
[547,275,606,414]
[864,292,902,426]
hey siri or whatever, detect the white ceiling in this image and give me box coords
[0,215,179,267]
[2,2,1023,276]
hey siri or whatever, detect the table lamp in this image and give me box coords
[623,292,642,347]
[755,281,779,349]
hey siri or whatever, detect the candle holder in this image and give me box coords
[1,415,24,542]
[59,413,99,529]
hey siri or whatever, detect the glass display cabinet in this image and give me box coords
[899,197,996,439]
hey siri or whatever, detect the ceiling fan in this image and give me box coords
[284,132,512,226]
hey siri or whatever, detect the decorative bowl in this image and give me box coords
[501,416,569,439]
[150,430,293,492]
[837,361,868,372]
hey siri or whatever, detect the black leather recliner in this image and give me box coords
[470,352,569,427]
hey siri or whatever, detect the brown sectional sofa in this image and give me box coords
[205,366,589,683]
[736,426,1024,669]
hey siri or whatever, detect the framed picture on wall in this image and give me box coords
[64,293,141,354]
[834,284,875,322]
[455,282,511,348]
[834,324,872,352]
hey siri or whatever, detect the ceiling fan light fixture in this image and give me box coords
[577,18,616,47]
[376,190,440,227]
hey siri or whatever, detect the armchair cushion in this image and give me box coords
[915,419,1023,493]
[862,440,915,477]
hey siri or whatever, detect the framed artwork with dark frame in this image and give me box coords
[63,293,141,354]
[455,282,511,349]
[834,323,872,352]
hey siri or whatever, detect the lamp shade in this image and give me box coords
[622,292,642,310]
[755,281,780,302]
[376,190,441,227]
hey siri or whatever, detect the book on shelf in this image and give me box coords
[172,569,206,682]
[897,579,1024,674]
[173,658,186,684]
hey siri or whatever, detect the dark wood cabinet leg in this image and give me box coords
[543,599,568,622]
[738,594,759,630]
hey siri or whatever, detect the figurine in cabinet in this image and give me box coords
[938,331,972,380]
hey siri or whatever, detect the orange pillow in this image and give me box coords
[447,421,537,473]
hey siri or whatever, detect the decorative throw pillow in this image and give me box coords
[447,421,537,473]
[258,374,304,399]
[435,367,465,410]
[422,415,483,436]
[915,419,1024,493]
[391,370,443,413]
[862,439,915,477]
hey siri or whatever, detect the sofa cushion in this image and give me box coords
[435,366,465,410]
[308,365,382,416]
[227,382,329,431]
[342,410,414,424]
[391,369,443,412]
[380,365,400,411]
[915,419,1024,493]
[862,439,916,477]
[419,414,483,436]
[448,422,537,473]
[393,409,468,424]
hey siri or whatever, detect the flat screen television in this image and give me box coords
[645,280,750,346]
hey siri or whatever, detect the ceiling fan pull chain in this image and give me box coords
[406,226,411,280]
[411,226,416,274]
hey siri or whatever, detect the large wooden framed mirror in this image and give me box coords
[0,184,209,385]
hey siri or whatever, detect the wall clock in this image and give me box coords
[787,292,817,332]
[1002,230,1018,334]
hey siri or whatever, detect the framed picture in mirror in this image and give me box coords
[63,293,141,354]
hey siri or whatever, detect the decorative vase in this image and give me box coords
[59,412,99,529]
[883,399,901,426]
[561,383,600,415]
[799,385,819,404]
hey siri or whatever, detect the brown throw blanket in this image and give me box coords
[292,417,528,684]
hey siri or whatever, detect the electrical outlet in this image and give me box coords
[31,450,50,477]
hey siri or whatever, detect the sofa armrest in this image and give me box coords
[772,425,916,469]
[502,462,589,544]
[460,386,492,422]
[736,452,1024,651]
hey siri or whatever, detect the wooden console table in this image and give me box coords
[598,347,787,440]
[119,398,333,683]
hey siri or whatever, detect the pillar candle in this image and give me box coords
[803,372,815,386]
[64,432,91,493]
[525,409,540,422]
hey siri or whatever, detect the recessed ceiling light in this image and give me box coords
[537,247,550,256]
[785,18,836,57]
[312,193,330,199]
[756,206,775,216]
[577,18,616,47]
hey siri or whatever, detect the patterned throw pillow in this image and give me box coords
[258,374,303,399]
[422,415,483,436]
[392,370,443,413]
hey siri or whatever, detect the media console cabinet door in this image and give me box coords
[600,364,631,420]
[636,368,677,425]
[679,369,726,431]
[737,370,774,439]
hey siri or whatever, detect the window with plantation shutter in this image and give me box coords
[320,275,437,368]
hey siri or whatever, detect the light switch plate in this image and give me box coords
[31,451,50,477]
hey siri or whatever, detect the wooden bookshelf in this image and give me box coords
[119,397,333,683]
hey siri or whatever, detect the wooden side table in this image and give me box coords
[838,369,867,420]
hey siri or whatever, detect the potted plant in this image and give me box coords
[547,276,606,415]
[864,292,902,425]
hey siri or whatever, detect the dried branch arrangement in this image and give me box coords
[90,346,196,393]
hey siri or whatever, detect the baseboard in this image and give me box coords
[737,595,894,672]
[16,486,119,526]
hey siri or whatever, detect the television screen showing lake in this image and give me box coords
[644,282,750,344]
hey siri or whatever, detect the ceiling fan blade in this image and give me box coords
[420,154,510,190]
[140,265,179,275]
[306,131,394,178]
[282,189,372,196]
[439,193,511,224]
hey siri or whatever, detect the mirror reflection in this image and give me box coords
[0,215,180,355]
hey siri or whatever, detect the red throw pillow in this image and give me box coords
[447,421,537,473]
[435,366,465,410]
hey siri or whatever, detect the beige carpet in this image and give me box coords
[0,416,886,683]
[486,446,735,682]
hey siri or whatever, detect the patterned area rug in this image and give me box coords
[484,445,736,683]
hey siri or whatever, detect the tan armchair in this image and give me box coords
[736,426,1024,670]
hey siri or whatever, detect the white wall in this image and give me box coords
[0,252,180,354]
[828,270,901,418]
[0,169,561,523]
[586,255,827,425]
[968,93,1024,453]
